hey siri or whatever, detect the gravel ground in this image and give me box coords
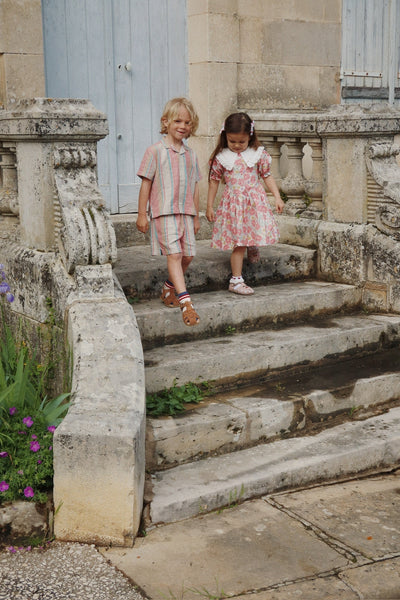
[0,542,146,600]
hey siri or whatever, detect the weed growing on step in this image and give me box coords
[224,325,236,335]
[0,269,70,503]
[146,381,207,417]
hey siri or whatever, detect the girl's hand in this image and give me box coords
[206,207,215,222]
[136,213,149,233]
[275,196,285,214]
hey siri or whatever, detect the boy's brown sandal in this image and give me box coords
[180,301,200,326]
[160,287,180,308]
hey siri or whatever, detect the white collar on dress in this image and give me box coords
[216,146,263,170]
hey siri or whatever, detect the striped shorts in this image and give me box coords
[150,214,196,256]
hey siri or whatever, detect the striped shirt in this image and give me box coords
[137,138,201,218]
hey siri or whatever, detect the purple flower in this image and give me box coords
[6,546,16,553]
[31,434,37,440]
[18,431,27,435]
[0,281,10,294]
[49,446,53,451]
[23,416,34,428]
[0,481,9,492]
[30,441,40,452]
[17,470,23,475]
[23,487,34,498]
[0,452,8,458]
[9,407,17,416]
[47,426,56,433]
[37,460,42,464]
[6,292,14,303]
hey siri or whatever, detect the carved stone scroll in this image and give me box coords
[365,142,400,239]
[53,144,117,274]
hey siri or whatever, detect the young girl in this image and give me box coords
[136,97,201,326]
[206,112,284,295]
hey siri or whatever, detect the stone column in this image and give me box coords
[188,0,240,208]
[280,138,307,215]
[303,138,323,219]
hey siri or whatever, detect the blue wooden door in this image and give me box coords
[42,0,187,213]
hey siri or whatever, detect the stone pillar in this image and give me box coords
[188,0,240,208]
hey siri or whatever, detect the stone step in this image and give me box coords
[145,348,400,469]
[135,280,361,348]
[143,313,400,394]
[146,405,400,526]
[114,240,316,298]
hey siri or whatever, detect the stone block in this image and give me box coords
[263,21,341,67]
[16,142,55,251]
[324,138,368,223]
[54,300,146,546]
[275,215,319,248]
[189,62,237,136]
[362,282,389,312]
[146,403,247,468]
[306,372,400,415]
[0,54,45,108]
[228,397,294,442]
[238,65,338,110]
[318,221,366,284]
[0,0,43,54]
[188,14,209,63]
[239,18,264,63]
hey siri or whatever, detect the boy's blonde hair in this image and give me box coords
[160,97,199,137]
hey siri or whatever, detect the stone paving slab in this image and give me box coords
[102,499,350,600]
[233,576,359,599]
[101,472,400,600]
[272,471,400,559]
[339,557,400,598]
[149,407,400,525]
[144,313,400,393]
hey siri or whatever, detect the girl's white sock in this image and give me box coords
[229,275,244,284]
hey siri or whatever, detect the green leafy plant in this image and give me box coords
[146,381,204,417]
[0,271,70,504]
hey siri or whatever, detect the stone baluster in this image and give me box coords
[302,138,323,219]
[0,143,19,215]
[280,137,307,215]
[262,136,283,190]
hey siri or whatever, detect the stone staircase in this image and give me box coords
[113,236,400,530]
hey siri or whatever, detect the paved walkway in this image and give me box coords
[1,470,400,599]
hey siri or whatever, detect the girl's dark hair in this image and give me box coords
[208,112,261,180]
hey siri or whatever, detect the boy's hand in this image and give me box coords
[136,213,149,233]
[193,215,200,235]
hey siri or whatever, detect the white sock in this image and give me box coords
[230,275,244,284]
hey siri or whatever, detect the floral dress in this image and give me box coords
[210,146,280,251]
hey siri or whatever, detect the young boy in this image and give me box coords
[136,97,201,326]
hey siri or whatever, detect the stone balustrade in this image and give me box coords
[252,104,400,231]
